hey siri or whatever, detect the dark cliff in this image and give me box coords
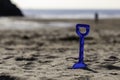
[0,0,23,16]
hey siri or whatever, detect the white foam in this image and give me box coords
[0,18,75,30]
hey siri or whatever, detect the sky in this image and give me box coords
[11,0,120,9]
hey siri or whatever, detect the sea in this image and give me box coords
[0,9,120,30]
[22,9,120,19]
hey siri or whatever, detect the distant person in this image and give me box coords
[95,12,99,23]
[0,0,23,16]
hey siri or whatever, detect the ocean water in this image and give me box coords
[22,9,120,19]
[0,9,120,30]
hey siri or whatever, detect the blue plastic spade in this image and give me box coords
[72,24,90,69]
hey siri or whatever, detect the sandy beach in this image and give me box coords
[0,17,120,80]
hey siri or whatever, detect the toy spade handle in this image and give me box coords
[76,24,90,63]
[79,36,84,63]
[76,24,90,37]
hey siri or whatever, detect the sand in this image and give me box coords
[0,18,120,80]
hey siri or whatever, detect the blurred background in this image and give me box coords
[0,0,119,29]
[12,0,120,19]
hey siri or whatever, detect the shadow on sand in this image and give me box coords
[83,67,98,73]
[69,67,98,73]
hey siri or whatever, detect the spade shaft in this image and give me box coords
[79,36,84,63]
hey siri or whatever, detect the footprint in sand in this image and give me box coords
[0,74,22,80]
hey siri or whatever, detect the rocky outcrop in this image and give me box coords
[0,0,23,16]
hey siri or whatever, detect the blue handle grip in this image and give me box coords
[76,24,90,37]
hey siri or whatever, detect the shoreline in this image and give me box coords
[0,17,119,30]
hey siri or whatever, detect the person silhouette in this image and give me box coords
[95,12,99,23]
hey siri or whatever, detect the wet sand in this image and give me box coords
[0,18,120,80]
